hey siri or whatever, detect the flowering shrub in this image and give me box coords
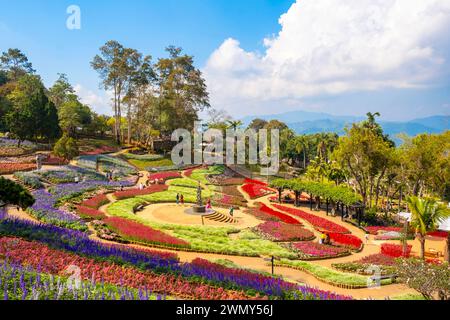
[381,243,412,258]
[81,194,109,209]
[273,204,351,234]
[76,205,105,220]
[242,183,275,199]
[113,184,168,200]
[148,171,181,181]
[365,226,402,235]
[0,163,36,174]
[104,217,190,248]
[255,221,314,242]
[258,204,301,225]
[327,233,363,250]
[291,242,349,259]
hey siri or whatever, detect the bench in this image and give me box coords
[425,249,442,258]
[370,274,397,281]
[133,205,145,214]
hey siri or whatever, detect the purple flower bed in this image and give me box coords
[28,189,86,231]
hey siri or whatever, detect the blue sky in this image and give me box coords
[1,0,449,121]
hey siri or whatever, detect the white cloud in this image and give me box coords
[74,84,113,116]
[203,0,450,117]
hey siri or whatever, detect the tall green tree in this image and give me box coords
[6,74,60,145]
[48,73,76,109]
[0,48,35,81]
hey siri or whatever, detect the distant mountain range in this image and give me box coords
[241,111,449,140]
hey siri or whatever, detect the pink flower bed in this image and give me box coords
[327,232,363,250]
[255,221,314,242]
[76,205,106,220]
[365,226,402,235]
[291,242,349,258]
[81,194,109,209]
[380,243,412,258]
[259,204,301,225]
[113,185,168,200]
[104,217,190,248]
[242,183,275,199]
[273,204,351,234]
[148,171,181,181]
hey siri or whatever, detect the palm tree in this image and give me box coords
[226,120,243,131]
[406,196,450,259]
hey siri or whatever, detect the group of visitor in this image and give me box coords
[319,232,331,245]
[176,193,185,205]
[105,171,114,181]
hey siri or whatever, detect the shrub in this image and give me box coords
[381,243,412,258]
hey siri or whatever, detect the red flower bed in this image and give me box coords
[113,184,168,200]
[104,217,190,248]
[76,205,105,220]
[0,237,249,300]
[357,254,396,266]
[273,204,351,234]
[80,145,117,156]
[255,221,314,242]
[242,183,275,199]
[0,163,36,174]
[244,178,268,186]
[365,226,402,235]
[380,243,412,258]
[258,204,301,225]
[148,171,181,181]
[327,232,362,250]
[291,242,349,258]
[81,194,109,209]
[427,230,449,238]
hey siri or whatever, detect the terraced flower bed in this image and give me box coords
[258,204,301,225]
[0,237,249,300]
[80,194,109,209]
[76,205,106,220]
[327,232,363,250]
[149,171,181,182]
[13,171,44,189]
[113,185,169,200]
[381,243,412,258]
[290,241,350,259]
[241,183,275,199]
[254,221,315,242]
[365,226,402,235]
[273,204,351,234]
[332,254,397,275]
[0,261,163,300]
[103,216,191,249]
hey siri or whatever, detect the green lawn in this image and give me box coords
[167,177,199,188]
[277,259,393,287]
[189,165,225,184]
[128,158,174,170]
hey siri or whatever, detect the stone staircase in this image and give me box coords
[204,212,238,224]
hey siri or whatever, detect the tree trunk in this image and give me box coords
[445,233,450,263]
[419,236,426,260]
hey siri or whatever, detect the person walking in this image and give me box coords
[365,233,370,244]
[229,207,234,217]
[206,199,212,210]
[180,194,184,205]
[176,193,180,205]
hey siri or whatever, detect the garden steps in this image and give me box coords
[204,212,237,224]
